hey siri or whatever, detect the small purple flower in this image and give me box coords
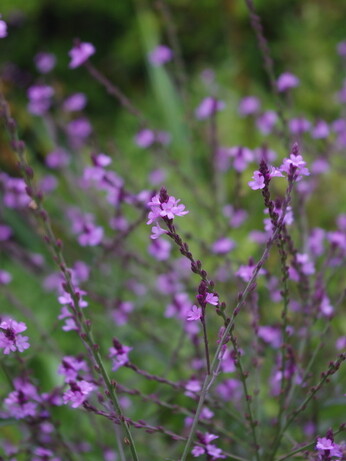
[69,41,95,69]
[256,110,278,135]
[27,84,55,116]
[238,96,260,116]
[228,146,253,172]
[2,175,30,209]
[195,97,225,120]
[277,72,300,92]
[109,339,132,371]
[58,356,89,382]
[205,292,219,306]
[66,117,92,140]
[0,270,12,285]
[0,15,7,38]
[148,45,173,66]
[0,224,12,241]
[63,92,87,112]
[236,262,265,282]
[316,437,342,458]
[148,239,172,261]
[63,380,96,408]
[34,52,56,73]
[186,305,202,321]
[0,319,30,354]
[288,117,311,135]
[211,237,235,254]
[33,447,60,461]
[135,129,155,148]
[311,120,330,139]
[337,40,346,58]
[147,190,189,224]
[248,171,265,190]
[280,149,310,180]
[45,148,70,169]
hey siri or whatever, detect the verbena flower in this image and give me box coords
[68,41,95,68]
[148,45,173,66]
[34,52,56,73]
[238,96,260,116]
[0,319,30,354]
[109,339,132,371]
[63,380,96,408]
[147,189,189,226]
[277,72,300,92]
[186,305,202,321]
[0,15,7,38]
[195,97,225,119]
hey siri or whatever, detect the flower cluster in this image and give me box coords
[0,318,30,354]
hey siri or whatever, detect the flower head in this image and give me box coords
[0,15,7,38]
[149,45,173,66]
[69,41,95,69]
[63,380,96,408]
[0,319,30,354]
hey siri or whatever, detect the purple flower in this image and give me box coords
[238,96,260,116]
[63,92,87,112]
[337,40,346,57]
[248,170,265,190]
[0,270,12,285]
[236,262,265,282]
[258,326,281,347]
[147,189,189,225]
[58,356,89,382]
[311,120,330,139]
[186,305,202,321]
[148,239,172,261]
[34,52,56,73]
[109,339,132,371]
[148,45,173,66]
[0,224,12,241]
[0,15,7,38]
[33,447,60,461]
[277,72,300,92]
[0,319,30,354]
[228,146,253,172]
[45,148,70,169]
[27,84,55,116]
[66,117,92,140]
[4,378,39,419]
[288,117,311,135]
[69,41,95,68]
[63,380,96,408]
[205,292,219,306]
[256,110,278,135]
[135,129,155,148]
[211,237,235,254]
[280,150,310,180]
[195,97,225,120]
[2,175,30,209]
[316,437,342,458]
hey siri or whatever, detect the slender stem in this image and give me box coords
[180,183,295,460]
[201,312,211,375]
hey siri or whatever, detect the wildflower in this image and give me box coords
[58,356,89,382]
[0,224,12,241]
[277,72,300,92]
[280,145,310,180]
[256,110,278,135]
[211,237,235,254]
[68,41,95,68]
[4,378,39,419]
[27,85,55,116]
[147,188,188,226]
[0,270,12,285]
[63,380,96,408]
[288,117,311,135]
[33,447,60,461]
[186,305,202,321]
[0,15,7,38]
[238,96,260,116]
[236,262,265,282]
[2,175,30,209]
[0,319,30,354]
[34,52,56,73]
[248,171,265,190]
[195,97,225,119]
[148,45,173,66]
[228,146,253,172]
[63,92,87,112]
[148,239,172,261]
[316,437,342,458]
[337,40,346,58]
[192,433,226,459]
[45,148,70,169]
[109,339,132,371]
[205,292,219,306]
[135,128,155,148]
[311,120,330,139]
